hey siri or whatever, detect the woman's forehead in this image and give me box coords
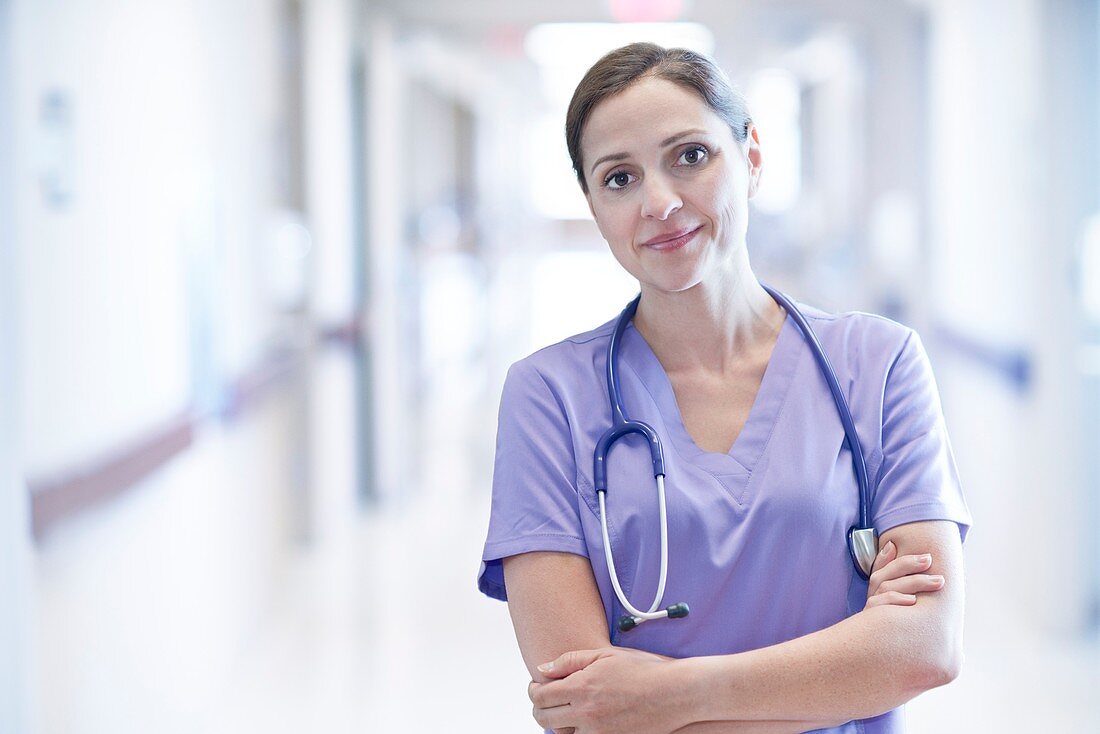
[581,78,724,158]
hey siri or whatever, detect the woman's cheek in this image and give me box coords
[606,235,646,281]
[716,195,746,239]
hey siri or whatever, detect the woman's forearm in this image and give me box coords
[672,523,966,727]
[673,604,958,726]
[527,525,963,733]
[674,720,844,733]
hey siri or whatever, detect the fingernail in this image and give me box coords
[920,554,932,563]
[932,575,945,585]
[880,541,893,557]
[537,663,553,673]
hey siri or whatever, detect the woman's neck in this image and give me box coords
[632,263,785,376]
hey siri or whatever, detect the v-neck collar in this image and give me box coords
[620,308,803,477]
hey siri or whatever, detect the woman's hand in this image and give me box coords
[528,646,688,734]
[865,540,945,609]
[524,542,945,734]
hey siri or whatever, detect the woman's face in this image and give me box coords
[580,76,761,294]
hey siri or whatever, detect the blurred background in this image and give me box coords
[2,0,1099,731]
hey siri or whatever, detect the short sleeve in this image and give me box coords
[477,360,589,602]
[871,330,973,543]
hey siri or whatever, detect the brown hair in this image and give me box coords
[565,42,752,194]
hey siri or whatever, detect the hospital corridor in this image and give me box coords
[3,1,1100,732]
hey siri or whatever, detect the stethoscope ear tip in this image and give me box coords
[667,602,690,618]
[618,603,690,633]
[618,615,639,632]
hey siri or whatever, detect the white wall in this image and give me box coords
[925,0,1096,636]
[10,1,322,731]
[363,14,410,503]
[303,0,356,327]
[1,0,37,728]
[13,0,288,478]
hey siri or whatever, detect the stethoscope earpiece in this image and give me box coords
[666,602,690,618]
[617,602,690,633]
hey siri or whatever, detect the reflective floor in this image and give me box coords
[194,349,1100,733]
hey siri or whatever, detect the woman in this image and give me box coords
[477,43,972,733]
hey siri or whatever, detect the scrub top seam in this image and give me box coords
[867,446,884,499]
[484,531,587,544]
[621,355,694,466]
[577,472,625,566]
[867,329,918,506]
[741,332,808,503]
[620,350,752,505]
[623,323,761,483]
[874,500,966,527]
[577,471,612,531]
[562,324,616,347]
[724,310,797,477]
[560,329,635,606]
[480,536,591,569]
[576,471,637,605]
[523,322,615,363]
[803,306,892,526]
[530,365,585,501]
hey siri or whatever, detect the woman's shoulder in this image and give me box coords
[789,299,919,377]
[503,315,619,400]
[509,316,617,377]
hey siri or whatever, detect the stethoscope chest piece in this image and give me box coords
[848,526,878,580]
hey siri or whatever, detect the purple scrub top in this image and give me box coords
[478,298,973,733]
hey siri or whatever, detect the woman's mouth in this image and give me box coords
[642,225,703,252]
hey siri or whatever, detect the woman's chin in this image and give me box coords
[641,274,705,295]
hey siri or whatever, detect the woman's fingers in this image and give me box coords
[532,702,574,732]
[865,591,918,608]
[868,539,898,577]
[867,552,934,597]
[877,573,945,596]
[864,542,945,609]
[537,648,604,679]
[530,679,573,710]
[529,683,574,732]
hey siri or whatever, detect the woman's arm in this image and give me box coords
[504,553,845,733]
[531,520,963,732]
[503,551,611,681]
[506,543,948,734]
[679,520,964,724]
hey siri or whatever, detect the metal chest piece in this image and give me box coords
[848,526,879,580]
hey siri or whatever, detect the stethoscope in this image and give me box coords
[594,284,878,633]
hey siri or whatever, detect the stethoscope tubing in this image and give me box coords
[598,475,670,620]
[761,285,872,528]
[594,286,876,631]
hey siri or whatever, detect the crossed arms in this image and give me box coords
[504,519,965,734]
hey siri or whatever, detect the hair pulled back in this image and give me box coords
[565,42,752,194]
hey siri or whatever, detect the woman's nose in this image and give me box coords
[640,175,682,220]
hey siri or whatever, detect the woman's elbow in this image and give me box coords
[887,604,964,695]
[911,638,963,692]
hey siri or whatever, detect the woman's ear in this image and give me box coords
[745,123,763,198]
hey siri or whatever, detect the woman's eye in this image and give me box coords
[677,146,708,166]
[604,171,635,190]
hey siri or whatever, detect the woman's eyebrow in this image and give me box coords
[589,128,707,174]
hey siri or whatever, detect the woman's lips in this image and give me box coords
[643,225,703,252]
